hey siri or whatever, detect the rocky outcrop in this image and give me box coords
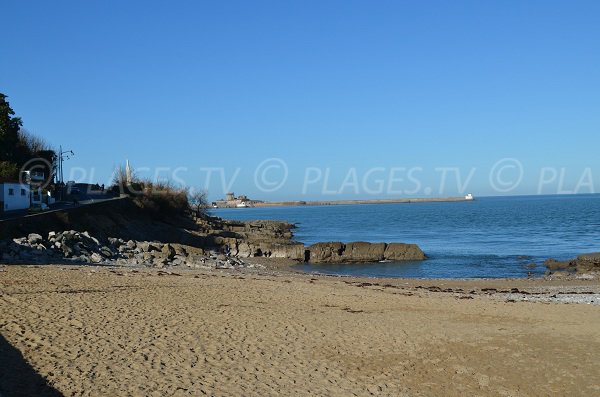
[545,253,600,274]
[0,206,428,267]
[306,241,425,264]
[193,218,427,264]
[196,218,306,261]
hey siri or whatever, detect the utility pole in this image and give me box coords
[58,145,74,201]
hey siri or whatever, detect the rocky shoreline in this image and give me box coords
[0,215,426,270]
[193,216,426,264]
[1,201,599,278]
[2,213,600,280]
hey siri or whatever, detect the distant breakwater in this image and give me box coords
[253,196,472,208]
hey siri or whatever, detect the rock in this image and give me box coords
[85,233,100,246]
[342,242,386,262]
[162,244,176,260]
[544,259,573,271]
[307,242,345,263]
[146,243,161,253]
[172,258,184,266]
[100,246,114,258]
[153,257,168,268]
[383,243,426,261]
[216,260,233,269]
[545,253,600,273]
[264,243,305,260]
[142,252,154,261]
[174,245,188,257]
[13,237,27,245]
[306,241,425,263]
[62,245,74,257]
[27,233,43,245]
[126,240,136,249]
[575,253,600,272]
[90,253,103,263]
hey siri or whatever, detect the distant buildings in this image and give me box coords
[212,192,263,208]
[0,171,55,213]
[0,181,30,212]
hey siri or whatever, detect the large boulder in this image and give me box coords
[27,233,43,245]
[306,241,426,263]
[235,240,304,260]
[384,243,426,261]
[341,242,386,262]
[262,243,305,260]
[162,243,176,260]
[307,242,345,263]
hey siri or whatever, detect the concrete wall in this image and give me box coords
[0,183,30,212]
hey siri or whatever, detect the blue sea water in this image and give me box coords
[211,195,600,279]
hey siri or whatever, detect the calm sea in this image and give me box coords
[211,195,600,279]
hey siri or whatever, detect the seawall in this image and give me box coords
[253,196,471,207]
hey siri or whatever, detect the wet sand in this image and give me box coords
[1,264,599,396]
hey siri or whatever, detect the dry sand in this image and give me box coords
[1,265,600,396]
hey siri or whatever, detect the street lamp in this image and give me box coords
[58,145,74,201]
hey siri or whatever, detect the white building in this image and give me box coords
[0,182,31,212]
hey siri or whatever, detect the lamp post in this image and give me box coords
[58,145,74,201]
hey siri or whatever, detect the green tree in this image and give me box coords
[0,161,19,179]
[0,93,23,162]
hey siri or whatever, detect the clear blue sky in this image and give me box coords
[3,1,599,200]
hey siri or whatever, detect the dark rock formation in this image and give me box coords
[306,241,425,264]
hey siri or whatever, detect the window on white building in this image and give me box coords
[8,188,14,196]
[21,189,26,196]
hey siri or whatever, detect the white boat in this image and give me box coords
[465,193,474,200]
[236,202,249,208]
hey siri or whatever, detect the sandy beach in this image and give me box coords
[1,264,599,396]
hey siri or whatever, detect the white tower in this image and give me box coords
[125,160,133,185]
